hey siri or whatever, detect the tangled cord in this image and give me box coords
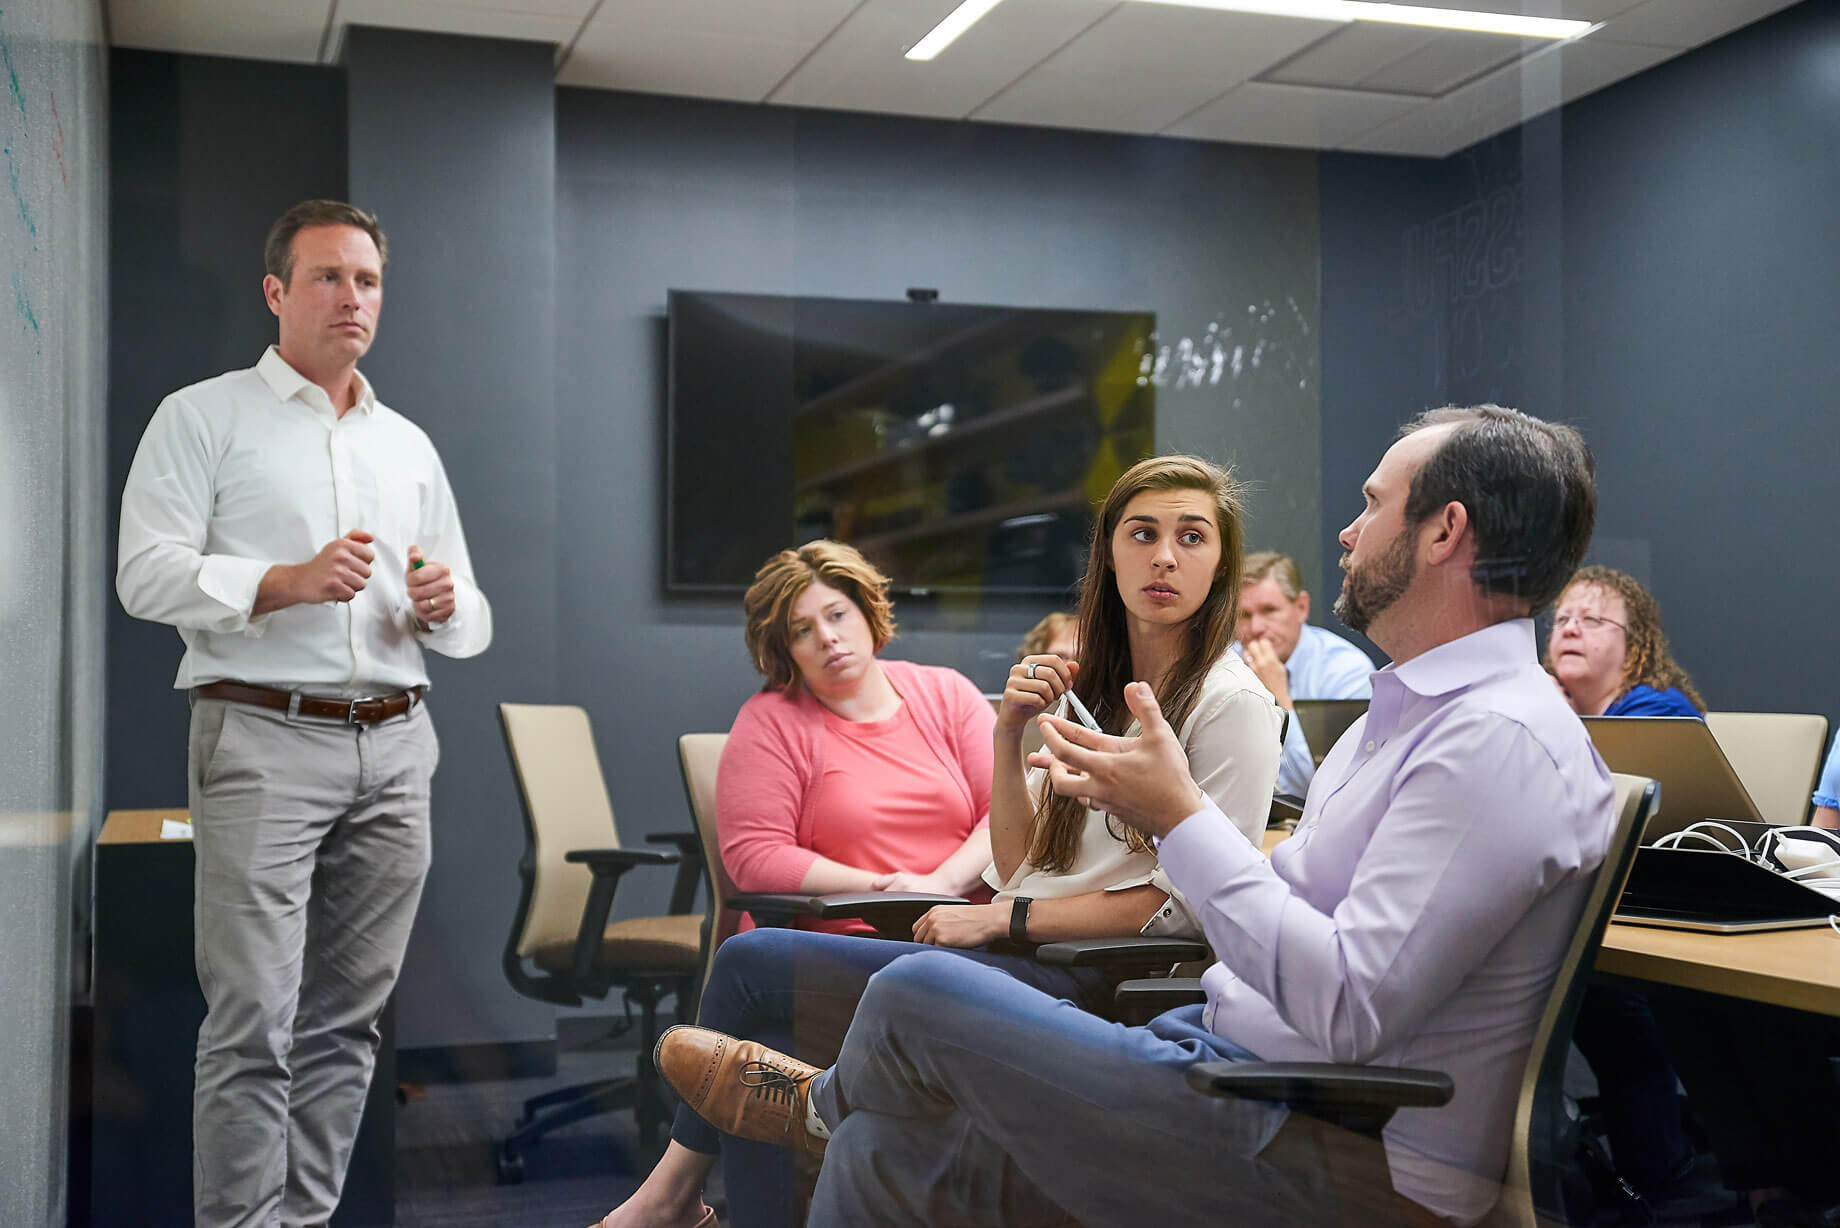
[1651,821,1840,935]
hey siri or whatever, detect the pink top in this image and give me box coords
[718,659,995,927]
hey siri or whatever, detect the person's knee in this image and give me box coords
[857,949,968,1024]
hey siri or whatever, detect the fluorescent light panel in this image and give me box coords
[905,0,1007,61]
[905,0,1593,63]
[1133,1,1593,40]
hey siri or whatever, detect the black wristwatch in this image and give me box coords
[1009,896,1033,944]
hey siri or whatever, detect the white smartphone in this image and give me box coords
[1063,688,1101,733]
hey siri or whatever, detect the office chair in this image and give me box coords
[496,704,708,1182]
[1161,773,1656,1228]
[1707,712,1831,827]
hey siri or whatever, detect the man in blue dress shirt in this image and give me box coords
[1236,550,1376,796]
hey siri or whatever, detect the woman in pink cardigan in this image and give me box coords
[716,540,996,928]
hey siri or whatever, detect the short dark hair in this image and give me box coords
[264,200,388,288]
[1399,405,1595,613]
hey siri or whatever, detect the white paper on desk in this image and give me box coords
[160,819,194,841]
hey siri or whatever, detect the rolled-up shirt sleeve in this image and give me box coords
[1161,714,1587,1065]
[117,395,274,636]
[408,451,493,658]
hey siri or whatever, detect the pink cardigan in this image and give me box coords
[717,659,995,893]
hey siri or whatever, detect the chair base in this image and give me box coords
[493,980,681,1184]
[497,1074,659,1184]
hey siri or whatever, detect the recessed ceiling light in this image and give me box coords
[905,0,1594,63]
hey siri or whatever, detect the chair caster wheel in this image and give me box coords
[495,1140,526,1185]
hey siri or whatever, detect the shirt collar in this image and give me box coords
[1377,617,1536,700]
[256,345,376,415]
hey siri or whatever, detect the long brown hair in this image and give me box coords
[1548,565,1706,711]
[1027,455,1245,872]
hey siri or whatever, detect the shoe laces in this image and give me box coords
[738,1058,810,1126]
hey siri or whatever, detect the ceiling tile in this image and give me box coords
[1164,80,1422,147]
[1593,0,1805,50]
[1263,23,1431,89]
[770,0,1116,119]
[570,0,863,46]
[335,0,583,52]
[975,4,1338,134]
[1338,33,1680,156]
[109,0,333,62]
[1358,31,1540,95]
[1393,0,1644,18]
[558,0,862,98]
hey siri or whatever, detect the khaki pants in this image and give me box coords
[187,696,437,1228]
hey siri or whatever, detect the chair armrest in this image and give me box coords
[1033,936,1210,970]
[725,891,968,940]
[560,848,679,985]
[564,848,679,870]
[1112,976,1207,1026]
[815,892,967,940]
[1186,1061,1454,1136]
[726,892,824,928]
[645,832,706,914]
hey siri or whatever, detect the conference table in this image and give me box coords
[1260,827,1840,1019]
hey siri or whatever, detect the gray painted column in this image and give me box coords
[346,26,559,1050]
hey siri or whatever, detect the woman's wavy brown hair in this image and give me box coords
[1550,565,1705,712]
[1027,455,1245,872]
[743,540,896,694]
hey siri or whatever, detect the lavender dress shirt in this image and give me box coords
[1160,618,1615,1225]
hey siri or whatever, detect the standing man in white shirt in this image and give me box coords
[1235,551,1375,798]
[117,199,492,1228]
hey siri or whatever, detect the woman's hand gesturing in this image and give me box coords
[998,654,1077,736]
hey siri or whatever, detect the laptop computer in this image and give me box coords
[1292,699,1370,769]
[1585,719,1833,931]
[1613,840,1838,933]
[1582,716,1768,842]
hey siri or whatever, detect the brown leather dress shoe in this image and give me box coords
[655,1025,828,1159]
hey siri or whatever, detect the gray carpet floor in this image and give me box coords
[395,1041,725,1228]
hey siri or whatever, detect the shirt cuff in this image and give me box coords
[197,555,273,636]
[1815,792,1840,810]
[1157,797,1266,909]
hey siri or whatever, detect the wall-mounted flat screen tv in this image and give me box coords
[667,291,1156,596]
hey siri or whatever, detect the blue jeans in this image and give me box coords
[808,951,1400,1228]
[675,928,1111,1228]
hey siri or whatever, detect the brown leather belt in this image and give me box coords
[195,681,425,724]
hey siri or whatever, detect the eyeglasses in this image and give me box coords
[1551,613,1626,633]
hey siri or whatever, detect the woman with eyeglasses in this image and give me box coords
[1546,565,1709,1211]
[1545,565,1704,718]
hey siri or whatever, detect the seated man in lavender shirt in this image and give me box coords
[653,406,1615,1228]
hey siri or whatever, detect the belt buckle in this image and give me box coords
[346,695,382,724]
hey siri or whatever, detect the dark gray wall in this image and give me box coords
[345,27,561,1048]
[107,50,349,807]
[105,40,1325,1050]
[553,88,1323,932]
[1321,1,1839,737]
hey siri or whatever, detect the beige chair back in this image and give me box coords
[501,703,623,960]
[1707,712,1830,827]
[678,733,741,979]
[1490,772,1656,1228]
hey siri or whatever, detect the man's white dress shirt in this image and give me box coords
[1162,619,1614,1225]
[118,346,492,692]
